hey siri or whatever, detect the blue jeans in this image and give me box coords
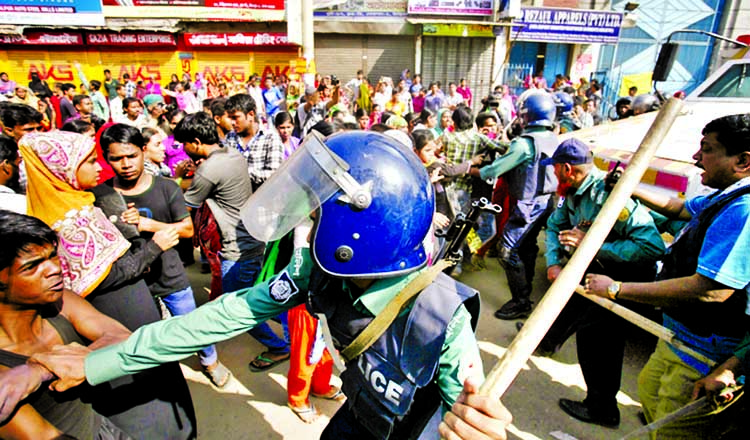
[162,286,218,366]
[220,257,290,354]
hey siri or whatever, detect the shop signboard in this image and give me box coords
[407,0,494,16]
[314,0,407,18]
[421,23,494,38]
[102,0,284,21]
[0,0,104,26]
[86,32,176,47]
[511,7,623,44]
[0,32,84,46]
[0,48,298,87]
[182,32,294,48]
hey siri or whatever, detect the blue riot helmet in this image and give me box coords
[518,91,556,128]
[553,91,574,117]
[240,130,435,278]
[631,94,661,116]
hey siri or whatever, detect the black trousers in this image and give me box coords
[543,261,657,410]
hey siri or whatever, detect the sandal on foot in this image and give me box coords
[203,362,231,388]
[288,403,319,424]
[248,351,290,372]
[312,386,346,402]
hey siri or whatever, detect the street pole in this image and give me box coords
[301,0,315,88]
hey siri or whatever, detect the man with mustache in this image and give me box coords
[586,114,750,438]
[535,138,665,428]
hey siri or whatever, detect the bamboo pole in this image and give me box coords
[479,98,685,399]
[575,286,716,368]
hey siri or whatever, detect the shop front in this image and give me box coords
[0,30,299,90]
[508,6,623,87]
[419,23,496,113]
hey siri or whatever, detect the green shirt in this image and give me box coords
[478,128,542,181]
[86,248,483,409]
[545,167,666,268]
[104,79,120,99]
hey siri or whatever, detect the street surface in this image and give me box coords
[182,241,655,439]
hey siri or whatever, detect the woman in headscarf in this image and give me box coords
[432,108,453,137]
[356,77,372,113]
[28,71,53,100]
[20,130,196,439]
[400,68,412,89]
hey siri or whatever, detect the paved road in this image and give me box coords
[181,247,656,439]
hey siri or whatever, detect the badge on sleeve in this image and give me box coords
[618,207,631,222]
[269,271,299,303]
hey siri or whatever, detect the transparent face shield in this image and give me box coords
[240,131,372,243]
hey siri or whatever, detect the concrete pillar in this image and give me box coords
[491,27,509,88]
[415,34,422,75]
[301,0,315,87]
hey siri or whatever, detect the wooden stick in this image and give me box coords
[479,98,685,400]
[619,385,742,439]
[619,397,709,440]
[575,286,716,368]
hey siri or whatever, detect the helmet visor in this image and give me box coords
[240,132,347,243]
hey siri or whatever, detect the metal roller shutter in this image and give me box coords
[421,36,495,113]
[315,34,415,84]
[315,34,365,84]
[365,35,415,83]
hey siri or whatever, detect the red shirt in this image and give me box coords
[50,95,63,128]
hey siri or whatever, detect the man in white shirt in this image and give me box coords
[245,74,266,124]
[109,84,127,123]
[445,82,465,110]
[345,69,363,109]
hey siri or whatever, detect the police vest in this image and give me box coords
[307,270,480,440]
[661,185,750,337]
[506,129,558,201]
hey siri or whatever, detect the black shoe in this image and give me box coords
[558,399,620,429]
[494,299,532,320]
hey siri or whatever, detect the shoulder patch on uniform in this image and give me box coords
[269,271,299,303]
[618,207,631,222]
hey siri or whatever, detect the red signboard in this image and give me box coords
[183,32,294,47]
[0,31,83,45]
[87,33,176,47]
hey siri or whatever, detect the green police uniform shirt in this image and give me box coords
[479,128,540,181]
[86,247,483,410]
[545,167,666,268]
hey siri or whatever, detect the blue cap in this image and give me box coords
[541,138,593,166]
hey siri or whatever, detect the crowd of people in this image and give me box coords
[0,64,747,440]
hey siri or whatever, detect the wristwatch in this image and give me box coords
[607,281,622,300]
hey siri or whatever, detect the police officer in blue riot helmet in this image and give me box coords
[471,91,559,320]
[28,125,512,440]
[553,91,580,133]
